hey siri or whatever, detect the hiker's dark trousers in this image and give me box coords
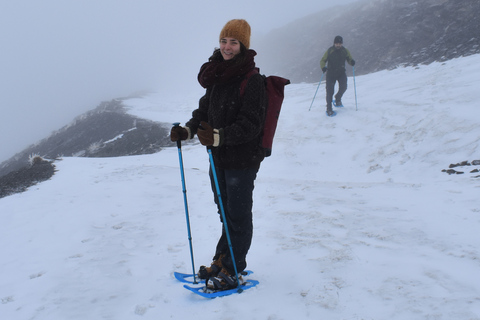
[326,72,348,106]
[209,165,258,275]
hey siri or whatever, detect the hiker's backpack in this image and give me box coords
[240,68,290,157]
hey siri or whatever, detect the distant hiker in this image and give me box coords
[170,19,266,290]
[320,35,355,116]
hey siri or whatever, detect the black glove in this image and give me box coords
[322,67,327,73]
[170,126,189,142]
[351,59,355,66]
[197,121,223,147]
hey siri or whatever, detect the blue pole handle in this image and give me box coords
[172,122,181,148]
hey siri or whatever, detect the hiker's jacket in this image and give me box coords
[187,49,266,169]
[320,46,355,78]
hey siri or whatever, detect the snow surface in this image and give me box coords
[1,54,480,320]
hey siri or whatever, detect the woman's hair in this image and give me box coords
[209,42,247,63]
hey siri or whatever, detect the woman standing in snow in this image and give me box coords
[170,19,266,290]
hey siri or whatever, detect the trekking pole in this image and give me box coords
[308,72,324,111]
[206,147,242,292]
[353,66,358,111]
[172,122,198,284]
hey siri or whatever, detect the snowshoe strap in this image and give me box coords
[208,277,223,290]
[206,271,238,291]
[218,271,237,288]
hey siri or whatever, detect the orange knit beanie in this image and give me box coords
[219,19,251,49]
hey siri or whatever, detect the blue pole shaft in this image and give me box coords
[309,72,325,111]
[353,66,358,111]
[207,148,241,290]
[173,123,197,284]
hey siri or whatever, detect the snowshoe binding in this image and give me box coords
[206,268,243,291]
[198,254,225,279]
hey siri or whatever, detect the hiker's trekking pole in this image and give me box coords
[309,72,325,111]
[206,147,242,292]
[353,66,358,111]
[173,122,198,284]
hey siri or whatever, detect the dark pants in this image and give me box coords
[209,165,258,275]
[326,72,348,108]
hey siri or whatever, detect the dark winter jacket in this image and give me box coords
[186,49,267,169]
[320,46,354,78]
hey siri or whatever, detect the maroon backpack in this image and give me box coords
[240,68,290,157]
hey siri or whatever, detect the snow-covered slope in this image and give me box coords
[257,0,480,82]
[1,54,479,319]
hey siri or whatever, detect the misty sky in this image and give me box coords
[0,0,358,162]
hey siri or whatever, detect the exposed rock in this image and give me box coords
[442,160,480,177]
[449,161,471,168]
[0,156,56,198]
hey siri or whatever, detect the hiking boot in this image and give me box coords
[326,104,334,116]
[335,100,342,106]
[198,254,225,279]
[206,267,244,291]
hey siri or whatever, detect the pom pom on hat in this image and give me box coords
[219,19,251,49]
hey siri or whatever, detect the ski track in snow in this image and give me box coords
[1,55,480,319]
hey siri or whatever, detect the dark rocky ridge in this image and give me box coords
[0,99,176,198]
[0,156,56,198]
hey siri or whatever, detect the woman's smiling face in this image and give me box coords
[220,37,241,60]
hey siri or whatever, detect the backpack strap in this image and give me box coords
[239,68,260,97]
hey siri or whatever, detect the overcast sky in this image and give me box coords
[0,0,358,162]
